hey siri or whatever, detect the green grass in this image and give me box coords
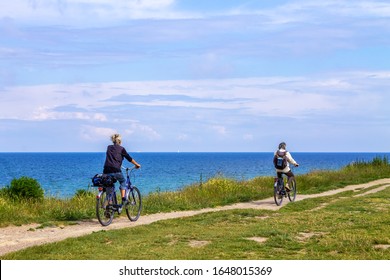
[0,156,389,227]
[0,192,96,227]
[3,184,389,260]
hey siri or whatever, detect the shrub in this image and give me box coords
[7,177,44,201]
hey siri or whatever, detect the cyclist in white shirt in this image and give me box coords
[274,142,299,190]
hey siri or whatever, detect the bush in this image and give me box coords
[7,177,44,201]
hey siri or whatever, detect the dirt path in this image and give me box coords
[1,178,389,256]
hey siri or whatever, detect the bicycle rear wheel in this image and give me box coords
[287,177,297,202]
[125,186,142,221]
[274,184,284,206]
[96,190,114,226]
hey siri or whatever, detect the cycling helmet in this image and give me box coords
[278,142,286,149]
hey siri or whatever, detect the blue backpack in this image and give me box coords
[273,150,287,169]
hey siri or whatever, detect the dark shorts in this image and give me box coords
[277,170,294,179]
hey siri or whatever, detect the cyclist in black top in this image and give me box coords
[103,134,141,207]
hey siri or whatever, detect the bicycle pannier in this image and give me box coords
[102,174,117,187]
[92,174,103,186]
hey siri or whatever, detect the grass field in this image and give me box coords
[1,157,390,259]
[2,179,390,259]
[0,156,389,228]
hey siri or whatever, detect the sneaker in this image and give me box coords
[117,204,122,214]
[285,183,291,191]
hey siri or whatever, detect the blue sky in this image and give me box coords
[0,0,389,152]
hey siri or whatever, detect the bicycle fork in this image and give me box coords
[124,186,136,206]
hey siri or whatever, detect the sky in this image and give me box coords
[0,0,389,152]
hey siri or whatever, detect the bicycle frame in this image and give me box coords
[96,167,142,226]
[273,167,297,206]
[96,167,135,206]
[274,176,287,193]
[96,185,120,210]
[123,166,135,197]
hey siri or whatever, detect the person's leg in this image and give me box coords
[113,172,126,204]
[285,170,294,190]
[276,172,284,188]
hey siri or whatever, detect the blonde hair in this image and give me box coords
[111,134,122,145]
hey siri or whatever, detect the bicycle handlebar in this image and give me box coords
[121,166,140,172]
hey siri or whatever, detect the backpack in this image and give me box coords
[273,150,288,169]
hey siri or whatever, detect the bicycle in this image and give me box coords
[273,170,297,206]
[93,167,142,226]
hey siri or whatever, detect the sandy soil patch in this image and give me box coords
[373,244,390,250]
[188,240,211,248]
[246,237,268,244]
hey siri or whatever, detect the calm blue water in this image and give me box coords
[0,152,388,198]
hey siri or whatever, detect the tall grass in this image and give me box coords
[0,156,389,227]
[0,192,96,227]
[143,175,273,213]
[297,156,390,193]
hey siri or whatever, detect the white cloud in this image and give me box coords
[1,71,388,123]
[243,134,254,141]
[212,125,227,135]
[1,71,389,151]
[124,123,161,141]
[80,125,116,141]
[177,133,189,141]
[0,0,183,25]
[33,106,107,121]
[2,0,388,28]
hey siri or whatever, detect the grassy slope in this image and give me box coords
[2,183,390,260]
[1,157,389,227]
[1,157,390,259]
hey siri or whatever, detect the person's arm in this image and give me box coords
[131,158,141,168]
[122,147,141,168]
[286,152,299,167]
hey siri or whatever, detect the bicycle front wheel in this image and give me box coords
[96,191,114,226]
[274,184,284,206]
[125,186,142,221]
[288,177,297,202]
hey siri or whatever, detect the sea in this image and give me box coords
[0,152,388,198]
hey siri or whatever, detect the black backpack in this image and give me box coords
[92,174,117,187]
[273,150,288,169]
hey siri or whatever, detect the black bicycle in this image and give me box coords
[92,167,142,226]
[273,173,297,206]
